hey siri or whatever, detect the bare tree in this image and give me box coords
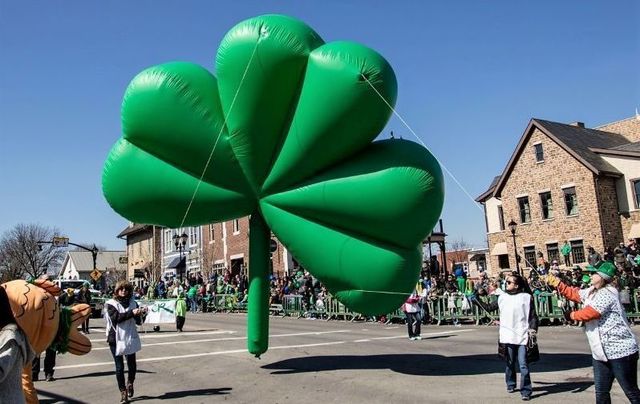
[446,237,472,272]
[0,223,65,282]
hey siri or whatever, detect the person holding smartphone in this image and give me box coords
[105,281,145,404]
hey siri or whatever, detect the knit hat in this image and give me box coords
[586,261,616,280]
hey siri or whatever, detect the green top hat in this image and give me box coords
[585,261,617,280]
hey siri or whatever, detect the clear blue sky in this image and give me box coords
[1,1,638,251]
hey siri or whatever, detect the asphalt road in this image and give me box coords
[35,313,638,403]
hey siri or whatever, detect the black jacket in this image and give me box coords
[106,300,140,345]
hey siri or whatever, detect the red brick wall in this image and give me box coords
[201,216,287,278]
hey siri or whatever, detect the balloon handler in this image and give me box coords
[542,261,640,403]
[0,279,92,404]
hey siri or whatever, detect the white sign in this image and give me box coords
[143,300,176,324]
[52,236,69,248]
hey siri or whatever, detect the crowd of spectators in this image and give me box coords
[99,239,640,323]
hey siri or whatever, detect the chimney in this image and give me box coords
[570,121,585,128]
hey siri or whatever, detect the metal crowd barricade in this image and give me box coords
[138,289,640,325]
[325,297,356,321]
[431,294,477,325]
[282,294,304,317]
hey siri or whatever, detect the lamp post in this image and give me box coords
[173,232,188,283]
[508,219,521,275]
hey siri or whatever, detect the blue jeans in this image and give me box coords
[593,351,640,404]
[505,344,531,397]
[109,344,137,391]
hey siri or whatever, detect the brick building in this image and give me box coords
[201,217,294,278]
[477,117,640,276]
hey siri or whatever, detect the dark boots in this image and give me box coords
[127,382,134,398]
[120,390,129,403]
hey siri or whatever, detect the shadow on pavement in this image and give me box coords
[53,369,155,381]
[263,353,592,377]
[134,387,232,400]
[532,379,593,398]
[39,390,89,404]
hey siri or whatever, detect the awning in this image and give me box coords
[166,256,185,269]
[491,242,508,256]
[629,223,640,239]
[469,253,486,261]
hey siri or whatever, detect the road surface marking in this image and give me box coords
[91,330,351,350]
[56,330,473,370]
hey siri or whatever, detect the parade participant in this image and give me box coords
[543,261,640,403]
[59,288,76,306]
[403,285,423,340]
[2,279,92,404]
[105,280,146,404]
[0,285,35,404]
[76,283,92,333]
[476,273,538,401]
[175,292,187,332]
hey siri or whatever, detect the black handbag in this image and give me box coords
[497,333,540,363]
[526,332,540,363]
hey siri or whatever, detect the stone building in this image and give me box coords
[477,117,640,276]
[117,223,162,287]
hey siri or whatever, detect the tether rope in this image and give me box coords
[178,39,260,229]
[360,74,484,214]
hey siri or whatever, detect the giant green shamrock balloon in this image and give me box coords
[103,14,444,356]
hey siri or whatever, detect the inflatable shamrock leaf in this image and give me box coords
[103,14,444,356]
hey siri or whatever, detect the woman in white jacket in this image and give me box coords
[105,280,146,404]
[477,273,538,401]
[544,261,639,404]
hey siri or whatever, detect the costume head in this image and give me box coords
[1,279,60,354]
[0,279,92,355]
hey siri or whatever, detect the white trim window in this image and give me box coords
[517,196,531,224]
[164,229,173,253]
[563,187,579,216]
[233,219,240,234]
[539,191,553,220]
[534,142,544,162]
[632,179,640,209]
[209,224,215,242]
[189,226,199,247]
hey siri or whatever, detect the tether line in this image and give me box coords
[178,40,260,229]
[361,74,484,213]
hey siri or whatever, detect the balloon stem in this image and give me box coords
[247,213,270,356]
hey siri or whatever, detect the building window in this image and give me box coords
[498,254,510,269]
[164,229,173,252]
[633,179,640,209]
[498,206,505,231]
[233,219,240,234]
[534,143,544,162]
[563,187,579,216]
[209,224,215,242]
[189,226,199,246]
[540,192,553,220]
[517,196,531,223]
[546,243,559,263]
[570,240,585,264]
[523,246,536,269]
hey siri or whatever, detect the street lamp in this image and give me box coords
[508,219,521,275]
[173,232,188,283]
